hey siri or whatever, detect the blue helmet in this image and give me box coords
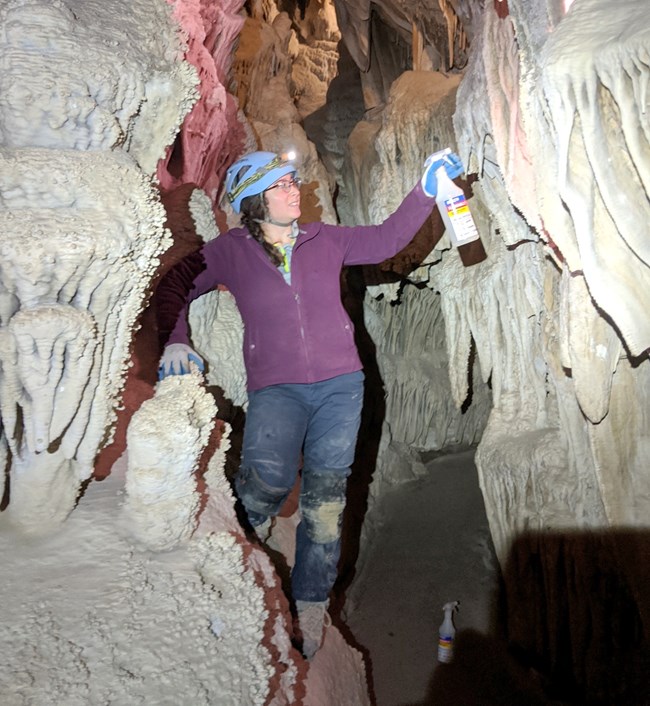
[225,151,296,213]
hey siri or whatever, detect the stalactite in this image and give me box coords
[450,0,650,564]
[437,0,467,68]
[560,271,622,424]
[0,306,97,456]
[587,360,650,525]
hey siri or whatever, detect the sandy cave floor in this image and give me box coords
[339,450,562,706]
[341,449,498,705]
[337,450,650,706]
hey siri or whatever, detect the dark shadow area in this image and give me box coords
[403,628,564,706]
[502,530,650,705]
[406,530,650,706]
[205,383,247,482]
[0,426,10,511]
[334,264,386,607]
[330,264,387,706]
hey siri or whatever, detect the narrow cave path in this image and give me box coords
[339,450,555,706]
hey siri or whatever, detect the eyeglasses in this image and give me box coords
[266,177,302,193]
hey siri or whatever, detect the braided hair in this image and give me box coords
[240,193,284,268]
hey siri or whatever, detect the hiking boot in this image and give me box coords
[295,599,331,660]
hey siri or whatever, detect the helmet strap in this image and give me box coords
[268,217,297,227]
[254,217,296,228]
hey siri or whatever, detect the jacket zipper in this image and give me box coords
[291,246,312,380]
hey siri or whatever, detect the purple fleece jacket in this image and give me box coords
[157,182,435,391]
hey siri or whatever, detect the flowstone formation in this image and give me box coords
[0,0,197,530]
[453,0,650,559]
[337,0,650,563]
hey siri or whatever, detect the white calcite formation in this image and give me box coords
[345,0,650,561]
[123,373,216,550]
[339,0,650,566]
[458,0,650,561]
[0,0,197,173]
[0,148,173,530]
[123,381,303,703]
[0,451,289,705]
[540,0,650,359]
[190,287,249,407]
[183,186,249,407]
[0,0,197,530]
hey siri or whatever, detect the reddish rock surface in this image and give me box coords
[157,0,248,205]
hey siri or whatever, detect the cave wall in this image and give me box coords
[457,0,650,561]
[337,0,650,565]
[0,0,197,530]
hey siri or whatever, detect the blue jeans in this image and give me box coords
[234,371,364,602]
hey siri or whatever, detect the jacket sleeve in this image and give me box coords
[340,182,435,266]
[155,243,223,348]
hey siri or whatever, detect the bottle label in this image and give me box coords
[437,636,453,663]
[443,195,479,244]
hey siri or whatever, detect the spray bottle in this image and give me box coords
[437,600,460,663]
[430,148,487,266]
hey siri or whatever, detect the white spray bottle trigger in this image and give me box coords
[424,147,452,171]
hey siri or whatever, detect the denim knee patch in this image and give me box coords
[301,500,346,544]
[235,465,292,517]
[300,471,348,544]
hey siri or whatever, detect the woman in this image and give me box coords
[156,149,464,658]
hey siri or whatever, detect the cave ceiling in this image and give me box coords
[332,0,486,72]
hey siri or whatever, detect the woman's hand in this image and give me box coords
[421,151,464,197]
[158,343,205,380]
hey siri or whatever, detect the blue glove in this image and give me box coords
[421,151,464,197]
[158,343,205,380]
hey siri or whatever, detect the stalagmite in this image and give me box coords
[123,373,216,551]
